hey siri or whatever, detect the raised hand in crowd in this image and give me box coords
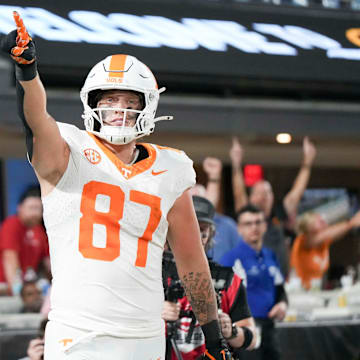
[229,137,244,170]
[203,157,222,182]
[230,137,248,212]
[203,157,223,208]
[283,136,317,222]
[302,136,317,167]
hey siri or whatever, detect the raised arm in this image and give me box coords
[283,137,316,219]
[167,190,231,359]
[203,157,222,208]
[1,12,69,194]
[230,137,248,212]
[309,211,360,247]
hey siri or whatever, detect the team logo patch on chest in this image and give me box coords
[84,148,101,164]
[121,168,132,179]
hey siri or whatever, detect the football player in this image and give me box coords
[1,11,232,360]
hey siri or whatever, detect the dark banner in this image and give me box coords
[0,0,360,86]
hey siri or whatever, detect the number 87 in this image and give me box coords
[79,181,162,267]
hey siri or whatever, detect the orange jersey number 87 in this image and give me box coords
[78,181,162,267]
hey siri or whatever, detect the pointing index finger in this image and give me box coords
[13,11,31,48]
[13,11,24,30]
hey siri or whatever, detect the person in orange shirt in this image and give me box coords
[290,211,360,290]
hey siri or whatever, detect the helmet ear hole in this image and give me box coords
[93,115,101,132]
[137,92,145,110]
[88,90,104,109]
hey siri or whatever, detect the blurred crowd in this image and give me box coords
[0,136,359,360]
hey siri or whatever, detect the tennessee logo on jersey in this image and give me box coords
[59,338,73,347]
[84,148,101,164]
[121,167,132,178]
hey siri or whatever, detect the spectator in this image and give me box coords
[193,158,242,263]
[230,136,317,278]
[290,210,360,290]
[220,205,288,360]
[162,196,257,360]
[18,317,48,360]
[0,186,49,295]
[20,280,43,313]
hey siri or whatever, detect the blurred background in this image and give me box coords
[0,0,360,359]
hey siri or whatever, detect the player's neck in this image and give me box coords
[100,139,138,165]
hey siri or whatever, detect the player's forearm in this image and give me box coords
[176,257,218,325]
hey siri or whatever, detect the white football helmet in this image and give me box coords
[80,54,172,144]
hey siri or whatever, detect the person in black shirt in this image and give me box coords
[162,196,257,359]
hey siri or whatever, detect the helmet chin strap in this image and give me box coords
[99,125,136,145]
[93,116,173,144]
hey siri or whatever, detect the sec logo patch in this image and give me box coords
[84,148,101,164]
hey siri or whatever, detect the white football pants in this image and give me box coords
[44,320,165,360]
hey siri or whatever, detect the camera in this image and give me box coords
[162,251,185,303]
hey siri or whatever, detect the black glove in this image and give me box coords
[202,339,233,360]
[0,11,37,80]
[200,320,233,360]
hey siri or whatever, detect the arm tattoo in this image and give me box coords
[181,271,217,324]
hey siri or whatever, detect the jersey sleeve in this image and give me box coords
[56,122,83,175]
[56,122,84,156]
[169,151,196,199]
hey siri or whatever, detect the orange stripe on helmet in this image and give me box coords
[108,54,127,78]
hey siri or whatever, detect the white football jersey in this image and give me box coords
[42,122,196,338]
